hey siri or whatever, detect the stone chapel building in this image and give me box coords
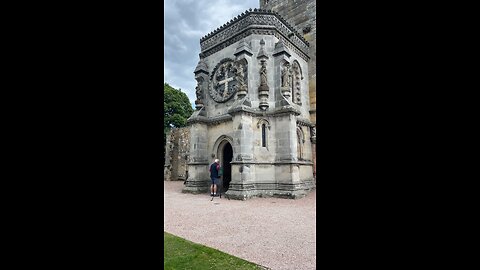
[164,0,316,200]
[179,4,316,200]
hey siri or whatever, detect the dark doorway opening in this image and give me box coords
[222,142,233,191]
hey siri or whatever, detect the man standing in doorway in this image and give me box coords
[209,159,220,197]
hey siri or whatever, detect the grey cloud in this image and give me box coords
[164,0,259,107]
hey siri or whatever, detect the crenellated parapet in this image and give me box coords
[199,9,309,61]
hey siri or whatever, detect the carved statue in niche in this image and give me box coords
[281,64,291,88]
[194,77,204,107]
[195,78,203,98]
[258,59,269,110]
[234,62,246,92]
[259,61,268,87]
[236,63,245,87]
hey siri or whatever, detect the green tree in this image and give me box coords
[163,83,194,166]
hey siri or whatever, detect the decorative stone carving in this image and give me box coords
[194,77,205,109]
[233,61,247,98]
[310,126,316,143]
[194,54,209,110]
[256,118,271,129]
[273,39,291,58]
[257,39,269,60]
[183,7,315,199]
[259,62,268,88]
[209,59,238,103]
[302,24,312,34]
[280,62,291,100]
[194,53,209,75]
[292,61,302,105]
[234,39,253,57]
[200,10,309,61]
[258,59,269,111]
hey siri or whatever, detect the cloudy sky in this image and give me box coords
[164,0,259,108]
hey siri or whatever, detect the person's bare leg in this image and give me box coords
[213,184,217,194]
[210,184,214,195]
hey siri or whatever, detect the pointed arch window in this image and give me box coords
[262,124,266,147]
[257,119,271,149]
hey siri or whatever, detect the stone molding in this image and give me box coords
[230,160,314,165]
[187,114,233,126]
[296,117,314,127]
[199,10,309,61]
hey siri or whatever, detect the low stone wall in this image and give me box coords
[164,127,191,181]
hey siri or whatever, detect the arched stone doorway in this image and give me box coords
[216,139,233,192]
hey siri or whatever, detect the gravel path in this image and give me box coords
[164,181,316,270]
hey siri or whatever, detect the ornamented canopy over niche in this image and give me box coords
[199,8,310,61]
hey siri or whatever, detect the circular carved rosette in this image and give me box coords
[209,60,238,103]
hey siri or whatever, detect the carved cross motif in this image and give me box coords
[217,76,234,98]
[209,59,238,103]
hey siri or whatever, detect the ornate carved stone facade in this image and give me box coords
[182,9,315,200]
[260,0,317,178]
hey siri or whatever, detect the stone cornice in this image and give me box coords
[296,117,314,127]
[228,106,301,117]
[199,9,309,61]
[230,160,314,165]
[187,114,233,126]
[188,104,305,125]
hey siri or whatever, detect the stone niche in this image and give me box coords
[182,9,315,199]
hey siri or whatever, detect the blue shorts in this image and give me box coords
[211,177,219,185]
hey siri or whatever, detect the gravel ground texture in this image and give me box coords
[164,181,316,270]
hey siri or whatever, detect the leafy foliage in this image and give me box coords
[163,83,194,167]
[164,83,194,130]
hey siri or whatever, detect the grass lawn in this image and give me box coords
[164,232,265,270]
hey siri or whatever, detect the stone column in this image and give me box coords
[273,113,307,198]
[183,122,209,193]
[227,112,255,200]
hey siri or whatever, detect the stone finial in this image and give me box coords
[257,38,269,60]
[273,40,291,58]
[194,57,208,75]
[234,39,253,57]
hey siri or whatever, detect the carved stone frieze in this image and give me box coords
[199,10,309,61]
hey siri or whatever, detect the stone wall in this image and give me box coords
[260,0,316,179]
[260,0,316,118]
[164,127,190,181]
